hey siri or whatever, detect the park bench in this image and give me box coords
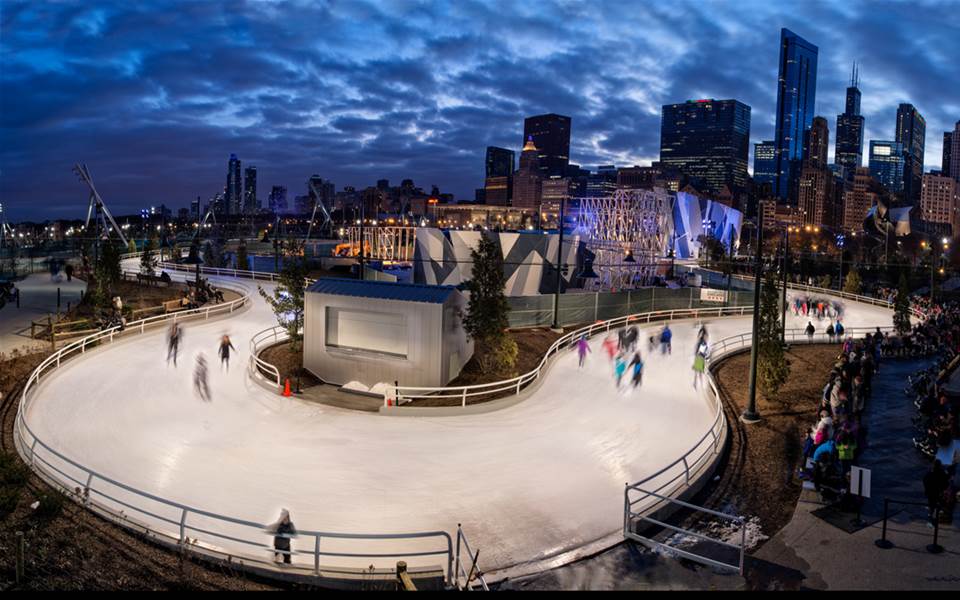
[137,271,172,287]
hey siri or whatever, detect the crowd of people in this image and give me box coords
[799,292,960,527]
[799,329,879,506]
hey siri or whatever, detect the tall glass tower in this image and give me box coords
[895,103,925,204]
[773,28,818,202]
[835,63,864,175]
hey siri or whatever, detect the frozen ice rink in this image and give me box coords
[21,264,893,577]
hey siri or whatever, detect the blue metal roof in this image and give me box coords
[306,278,458,304]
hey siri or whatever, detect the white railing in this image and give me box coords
[622,321,896,573]
[15,276,458,584]
[249,325,289,389]
[158,261,283,283]
[384,305,755,408]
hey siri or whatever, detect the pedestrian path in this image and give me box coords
[0,272,86,353]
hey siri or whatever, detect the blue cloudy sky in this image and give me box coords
[1,0,959,220]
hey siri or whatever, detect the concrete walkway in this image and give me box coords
[0,272,86,353]
[503,356,959,590]
[750,356,959,590]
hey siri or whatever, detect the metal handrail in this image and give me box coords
[15,269,457,583]
[158,261,283,283]
[249,325,289,389]
[454,524,489,591]
[386,305,755,407]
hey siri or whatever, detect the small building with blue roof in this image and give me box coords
[303,278,473,389]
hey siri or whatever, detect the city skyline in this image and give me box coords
[2,0,959,220]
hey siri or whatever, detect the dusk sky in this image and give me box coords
[1,0,958,221]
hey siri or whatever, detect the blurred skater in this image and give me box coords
[167,322,182,366]
[659,325,672,355]
[267,509,298,565]
[602,333,618,361]
[614,351,627,388]
[692,338,709,389]
[193,353,210,401]
[630,351,644,389]
[219,334,236,371]
[577,335,591,368]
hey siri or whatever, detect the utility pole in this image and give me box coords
[551,196,566,332]
[742,221,764,424]
[780,226,789,343]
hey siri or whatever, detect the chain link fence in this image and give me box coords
[507,287,754,328]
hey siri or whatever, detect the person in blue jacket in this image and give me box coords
[660,325,672,355]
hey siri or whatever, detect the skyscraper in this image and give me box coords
[835,63,864,175]
[753,140,777,190]
[243,166,258,214]
[843,167,882,232]
[484,146,515,206]
[949,121,960,181]
[523,114,571,177]
[869,140,906,194]
[895,103,926,203]
[225,154,242,215]
[944,130,954,176]
[773,28,818,202]
[659,99,751,195]
[485,146,515,178]
[919,173,960,234]
[803,116,829,168]
[512,136,542,210]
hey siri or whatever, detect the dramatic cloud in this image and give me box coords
[1,0,958,220]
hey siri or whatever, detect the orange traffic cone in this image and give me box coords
[282,378,292,397]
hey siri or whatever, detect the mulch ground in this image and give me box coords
[698,343,842,544]
[0,348,287,591]
[259,342,322,389]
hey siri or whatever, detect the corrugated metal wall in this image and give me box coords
[304,293,444,388]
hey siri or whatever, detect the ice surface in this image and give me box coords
[22,264,893,576]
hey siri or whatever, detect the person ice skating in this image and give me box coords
[623,325,639,352]
[826,322,835,343]
[834,320,844,338]
[648,335,657,353]
[65,263,74,282]
[167,322,182,366]
[660,325,672,355]
[629,351,644,389]
[692,339,709,389]
[614,352,627,388]
[219,334,237,371]
[267,509,298,564]
[602,333,618,361]
[805,321,815,340]
[576,335,591,368]
[193,353,210,401]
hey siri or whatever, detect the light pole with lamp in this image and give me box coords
[551,196,566,332]
[742,220,764,424]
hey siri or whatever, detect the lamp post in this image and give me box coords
[551,196,566,332]
[742,221,764,424]
[780,226,791,344]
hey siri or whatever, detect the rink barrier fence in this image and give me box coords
[15,266,463,586]
[250,325,289,389]
[383,305,756,408]
[622,322,897,574]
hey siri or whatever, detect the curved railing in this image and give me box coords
[386,305,755,407]
[158,261,283,283]
[249,325,288,389]
[14,275,457,582]
[622,321,898,538]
